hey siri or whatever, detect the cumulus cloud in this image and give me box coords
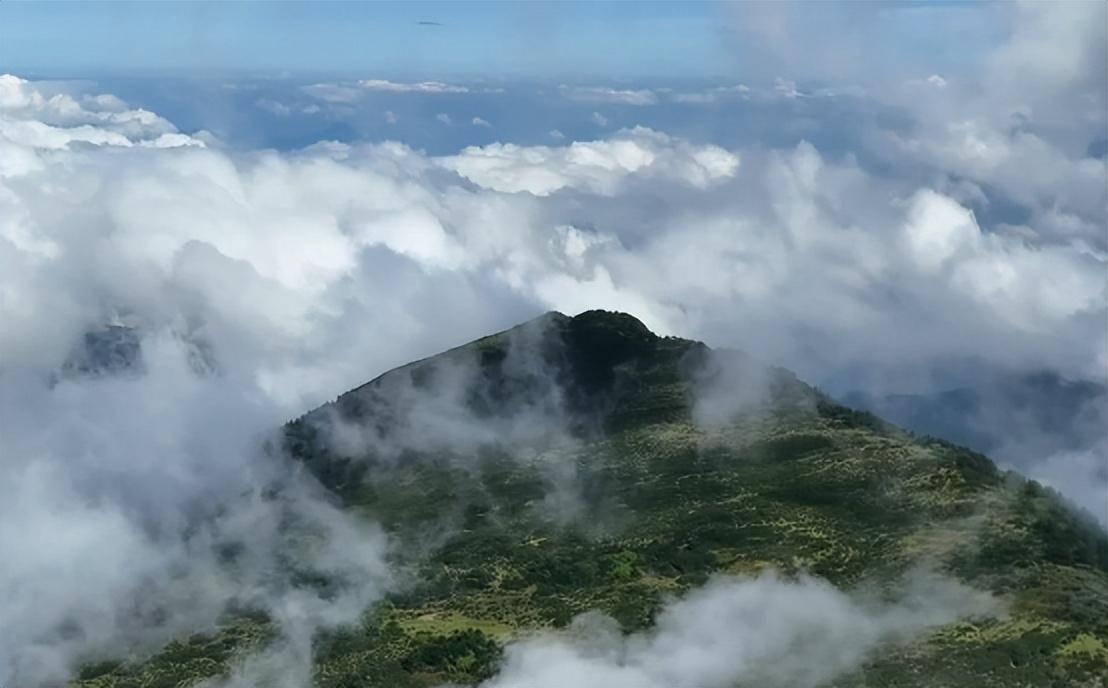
[875,2,1106,251]
[480,570,997,688]
[713,2,1106,252]
[0,75,202,150]
[438,126,739,196]
[884,118,1106,247]
[472,116,491,127]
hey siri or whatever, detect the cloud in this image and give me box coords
[2,74,1102,392]
[436,112,452,125]
[871,2,1106,251]
[560,85,658,106]
[590,111,609,127]
[0,75,201,149]
[301,82,363,103]
[256,98,292,117]
[358,79,469,94]
[437,127,739,196]
[257,98,328,118]
[384,110,397,124]
[672,84,751,104]
[882,119,1106,248]
[472,116,491,127]
[479,570,997,688]
[987,1,1107,120]
[302,79,481,104]
[711,2,1106,253]
[773,77,802,98]
[0,341,392,685]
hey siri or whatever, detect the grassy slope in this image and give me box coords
[74,311,1108,688]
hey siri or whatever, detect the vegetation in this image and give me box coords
[73,310,1108,687]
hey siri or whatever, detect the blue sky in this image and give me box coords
[0,1,999,81]
[0,1,724,79]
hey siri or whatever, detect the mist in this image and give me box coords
[478,569,998,688]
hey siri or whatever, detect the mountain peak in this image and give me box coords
[80,312,1108,688]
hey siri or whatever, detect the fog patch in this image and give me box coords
[312,314,573,460]
[0,332,392,686]
[478,569,999,688]
[687,348,814,430]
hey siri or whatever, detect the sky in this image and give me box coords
[0,1,998,80]
[0,1,1106,685]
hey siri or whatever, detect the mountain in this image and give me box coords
[61,326,143,378]
[72,310,1108,688]
[841,371,1106,465]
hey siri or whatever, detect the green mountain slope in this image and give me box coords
[73,310,1108,688]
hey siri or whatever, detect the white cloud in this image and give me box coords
[902,189,981,272]
[875,2,1106,249]
[590,111,609,127]
[437,127,739,196]
[255,98,292,117]
[0,74,198,148]
[436,112,452,125]
[302,79,474,103]
[988,1,1106,120]
[384,109,397,124]
[481,570,996,688]
[884,119,1106,241]
[774,76,802,98]
[358,78,469,94]
[560,85,658,106]
[301,82,363,103]
[472,116,491,127]
[673,84,751,104]
[549,129,565,140]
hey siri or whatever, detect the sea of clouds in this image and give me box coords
[0,1,1104,685]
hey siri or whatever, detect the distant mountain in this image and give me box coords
[73,311,1108,688]
[61,326,143,378]
[841,371,1106,459]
